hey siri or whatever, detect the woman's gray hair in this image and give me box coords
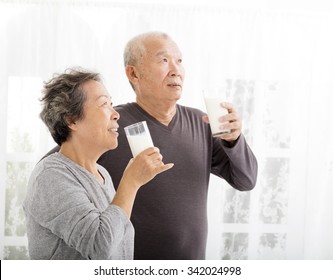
[39,68,101,145]
[123,31,170,67]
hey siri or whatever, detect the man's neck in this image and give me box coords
[136,99,177,126]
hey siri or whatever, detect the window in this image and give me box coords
[2,76,47,259]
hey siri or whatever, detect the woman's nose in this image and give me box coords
[111,109,120,120]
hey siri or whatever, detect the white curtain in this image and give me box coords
[1,0,332,259]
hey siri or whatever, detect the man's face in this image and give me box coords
[131,37,185,105]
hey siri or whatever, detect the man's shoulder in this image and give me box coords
[114,102,135,112]
[176,104,206,117]
[113,102,144,124]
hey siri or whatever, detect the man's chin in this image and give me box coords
[168,91,182,100]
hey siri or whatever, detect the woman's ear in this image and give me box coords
[67,122,77,131]
[65,115,78,131]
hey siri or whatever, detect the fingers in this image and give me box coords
[219,116,241,131]
[136,147,163,162]
[154,163,174,174]
[220,101,233,112]
[218,102,242,141]
[134,146,173,175]
[219,130,240,141]
[148,153,173,174]
[140,146,160,156]
[202,102,237,124]
[202,103,241,141]
[218,103,239,122]
[218,120,241,141]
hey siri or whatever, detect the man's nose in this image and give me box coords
[169,61,183,77]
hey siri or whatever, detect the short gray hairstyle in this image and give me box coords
[39,68,101,145]
[123,31,170,67]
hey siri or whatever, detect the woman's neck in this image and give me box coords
[59,142,104,184]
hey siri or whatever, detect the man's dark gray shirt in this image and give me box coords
[97,102,258,260]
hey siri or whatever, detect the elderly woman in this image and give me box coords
[23,68,173,260]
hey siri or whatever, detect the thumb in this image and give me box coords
[202,115,209,123]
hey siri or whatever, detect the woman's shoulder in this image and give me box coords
[31,153,76,182]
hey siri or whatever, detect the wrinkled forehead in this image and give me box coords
[81,80,110,103]
[143,36,182,58]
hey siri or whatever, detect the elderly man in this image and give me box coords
[98,31,258,259]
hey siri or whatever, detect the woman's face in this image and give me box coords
[71,80,120,155]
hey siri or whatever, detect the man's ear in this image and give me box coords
[125,65,139,84]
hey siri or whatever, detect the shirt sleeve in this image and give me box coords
[25,166,132,260]
[211,134,258,191]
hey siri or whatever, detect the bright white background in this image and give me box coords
[1,0,333,260]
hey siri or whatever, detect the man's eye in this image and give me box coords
[178,58,182,63]
[163,58,168,62]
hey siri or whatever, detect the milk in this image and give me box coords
[124,121,154,157]
[204,97,230,137]
[126,134,154,157]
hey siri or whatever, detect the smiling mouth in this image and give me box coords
[108,128,118,132]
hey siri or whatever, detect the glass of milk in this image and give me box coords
[124,121,154,157]
[203,89,231,137]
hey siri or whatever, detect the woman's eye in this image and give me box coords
[163,58,168,62]
[178,58,182,63]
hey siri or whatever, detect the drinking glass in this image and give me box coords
[203,89,230,137]
[124,121,154,157]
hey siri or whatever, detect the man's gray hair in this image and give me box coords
[123,31,170,67]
